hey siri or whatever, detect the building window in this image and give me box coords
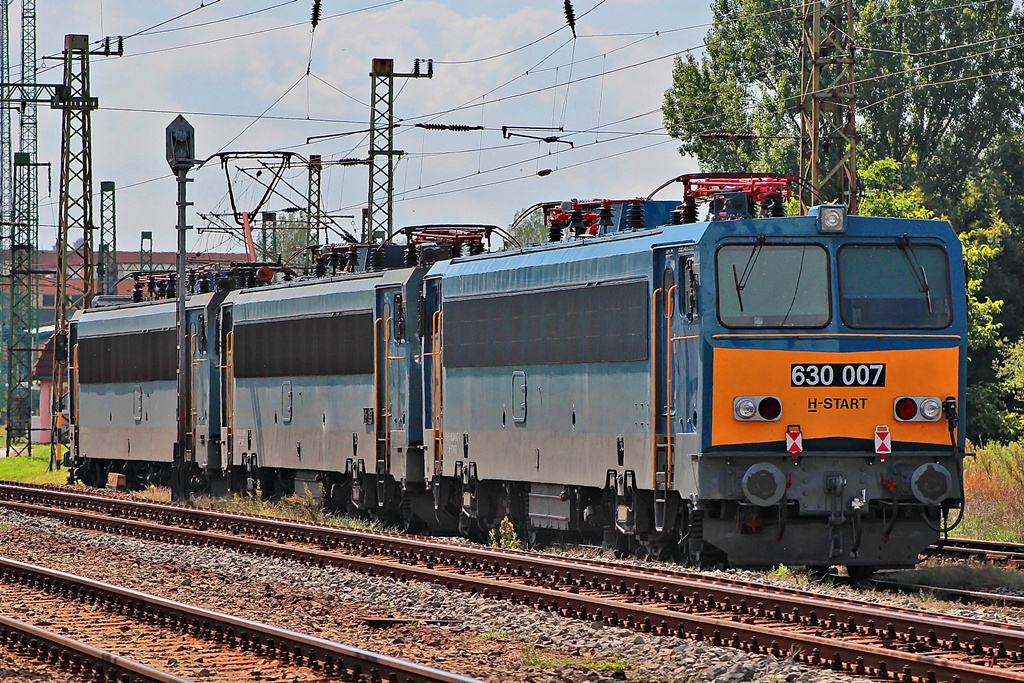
[42,294,55,307]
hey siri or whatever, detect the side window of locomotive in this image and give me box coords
[663,267,675,315]
[394,293,406,342]
[838,244,952,329]
[198,314,207,354]
[681,256,697,321]
[715,244,830,328]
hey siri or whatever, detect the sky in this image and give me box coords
[15,1,714,254]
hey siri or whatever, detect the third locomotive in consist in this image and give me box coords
[68,174,967,574]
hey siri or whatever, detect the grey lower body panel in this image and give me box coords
[704,516,938,568]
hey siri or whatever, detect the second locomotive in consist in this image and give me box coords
[68,174,967,573]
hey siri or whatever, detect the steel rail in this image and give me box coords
[932,538,1024,566]
[872,577,1024,609]
[0,614,193,683]
[0,556,484,683]
[0,484,1020,653]
[2,491,1023,683]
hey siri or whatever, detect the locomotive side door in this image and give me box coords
[420,275,445,509]
[189,310,210,468]
[69,320,79,460]
[652,248,678,532]
[219,305,235,471]
[374,285,407,507]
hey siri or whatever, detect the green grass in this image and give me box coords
[0,425,71,485]
[188,489,398,533]
[0,450,69,485]
[523,645,629,675]
[478,628,508,641]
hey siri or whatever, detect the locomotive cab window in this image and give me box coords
[838,243,952,329]
[716,244,830,328]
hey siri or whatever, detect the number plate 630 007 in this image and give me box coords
[790,363,886,387]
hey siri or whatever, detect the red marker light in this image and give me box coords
[895,397,918,421]
[758,397,782,420]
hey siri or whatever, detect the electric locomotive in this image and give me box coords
[70,288,226,490]
[67,174,965,572]
[425,175,965,572]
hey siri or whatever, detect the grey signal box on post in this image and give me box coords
[166,115,195,172]
[166,114,195,501]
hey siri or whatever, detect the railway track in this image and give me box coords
[0,613,192,683]
[1,481,1022,683]
[930,538,1024,568]
[0,554,484,683]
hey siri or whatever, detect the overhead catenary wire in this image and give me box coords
[101,106,365,125]
[217,73,307,153]
[30,0,404,74]
[371,38,1023,211]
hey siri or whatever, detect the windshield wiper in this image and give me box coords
[732,234,767,313]
[920,264,932,314]
[898,234,933,314]
[732,264,745,312]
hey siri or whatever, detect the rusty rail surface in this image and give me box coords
[2,482,1023,683]
[0,555,484,683]
[0,614,194,683]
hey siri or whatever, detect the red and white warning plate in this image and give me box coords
[786,428,803,454]
[874,425,891,455]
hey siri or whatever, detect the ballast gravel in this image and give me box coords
[0,506,989,683]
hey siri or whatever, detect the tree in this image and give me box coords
[662,0,802,174]
[509,207,548,247]
[856,0,1024,215]
[857,158,933,220]
[663,0,1024,209]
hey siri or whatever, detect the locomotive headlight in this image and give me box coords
[812,204,847,233]
[894,395,944,421]
[734,396,782,421]
[920,397,943,420]
[735,398,757,420]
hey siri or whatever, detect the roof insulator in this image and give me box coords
[311,0,322,30]
[415,123,484,132]
[564,0,577,39]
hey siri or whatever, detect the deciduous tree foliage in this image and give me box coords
[664,0,1024,206]
[510,207,549,247]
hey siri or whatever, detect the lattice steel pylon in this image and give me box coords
[6,152,35,455]
[259,211,278,261]
[798,0,857,215]
[1,0,11,246]
[98,180,117,294]
[140,230,153,273]
[19,0,38,252]
[366,58,432,244]
[0,0,11,410]
[50,34,99,464]
[307,153,322,248]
